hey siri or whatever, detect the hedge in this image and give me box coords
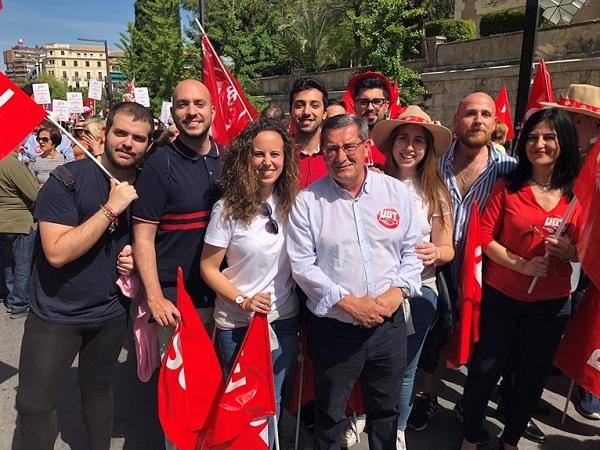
[480,8,552,37]
[424,19,476,42]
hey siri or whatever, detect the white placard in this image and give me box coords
[88,79,103,101]
[66,92,84,114]
[133,87,150,107]
[52,99,69,122]
[32,83,51,105]
[160,101,172,124]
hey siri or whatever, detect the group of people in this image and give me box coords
[1,70,598,450]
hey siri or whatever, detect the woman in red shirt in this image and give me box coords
[460,108,582,450]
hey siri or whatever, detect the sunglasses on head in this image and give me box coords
[259,202,279,235]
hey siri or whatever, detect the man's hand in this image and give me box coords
[518,256,549,277]
[148,296,181,327]
[106,179,138,215]
[337,294,384,328]
[375,287,404,318]
[117,245,134,276]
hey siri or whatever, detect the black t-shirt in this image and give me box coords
[132,138,221,307]
[30,159,129,324]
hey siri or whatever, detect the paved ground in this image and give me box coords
[1,311,599,449]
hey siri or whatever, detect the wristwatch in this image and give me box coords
[234,295,246,309]
[400,287,410,299]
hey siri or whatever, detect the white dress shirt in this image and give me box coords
[287,170,423,324]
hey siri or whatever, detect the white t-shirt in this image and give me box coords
[204,196,298,330]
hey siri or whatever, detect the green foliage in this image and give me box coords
[31,74,69,100]
[480,8,526,37]
[118,0,186,113]
[424,19,475,42]
[422,0,454,20]
[349,0,426,103]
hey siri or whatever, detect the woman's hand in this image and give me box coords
[544,235,576,261]
[519,256,550,277]
[241,292,272,314]
[80,132,103,156]
[415,241,442,266]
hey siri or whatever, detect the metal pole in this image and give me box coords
[198,0,206,28]
[513,0,540,134]
[104,40,113,108]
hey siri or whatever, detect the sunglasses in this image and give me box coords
[37,137,51,144]
[260,202,279,235]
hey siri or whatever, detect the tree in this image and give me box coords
[118,0,186,113]
[349,0,426,103]
[31,74,69,100]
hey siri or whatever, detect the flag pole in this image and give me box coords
[194,18,254,120]
[294,346,305,450]
[561,379,575,425]
[46,115,118,182]
[273,413,281,450]
[527,196,577,293]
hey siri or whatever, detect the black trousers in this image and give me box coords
[308,312,406,450]
[16,311,127,450]
[462,284,570,446]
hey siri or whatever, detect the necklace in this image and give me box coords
[531,177,552,192]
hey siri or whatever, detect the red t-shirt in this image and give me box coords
[480,178,581,302]
[367,141,386,167]
[297,148,328,189]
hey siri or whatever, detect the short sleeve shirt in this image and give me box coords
[30,159,129,324]
[132,138,221,307]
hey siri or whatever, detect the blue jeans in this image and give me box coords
[0,227,36,314]
[397,286,438,430]
[216,315,300,448]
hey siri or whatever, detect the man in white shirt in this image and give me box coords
[287,114,422,449]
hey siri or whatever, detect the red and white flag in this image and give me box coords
[573,140,600,288]
[522,59,554,123]
[201,34,258,146]
[158,268,223,450]
[495,85,515,140]
[0,73,47,160]
[447,201,482,368]
[201,313,276,449]
[123,78,136,103]
[555,284,600,398]
[389,80,405,119]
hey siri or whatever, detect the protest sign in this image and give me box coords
[32,83,51,105]
[67,92,84,114]
[133,87,150,107]
[52,99,69,122]
[88,79,103,101]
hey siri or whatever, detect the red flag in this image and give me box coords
[495,85,515,140]
[555,285,600,398]
[0,73,47,160]
[573,140,600,288]
[201,34,258,146]
[201,313,276,449]
[389,80,405,119]
[123,78,136,102]
[158,268,223,450]
[0,1,3,11]
[522,59,555,123]
[447,201,483,368]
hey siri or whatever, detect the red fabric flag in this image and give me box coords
[0,1,3,11]
[555,284,600,398]
[201,313,276,449]
[158,268,223,450]
[389,80,405,119]
[0,73,47,160]
[495,85,515,140]
[522,59,554,123]
[123,78,136,102]
[201,34,258,147]
[573,140,600,288]
[447,201,483,368]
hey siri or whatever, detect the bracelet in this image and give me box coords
[100,204,118,233]
[99,205,113,221]
[102,203,119,220]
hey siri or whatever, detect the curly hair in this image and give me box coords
[219,118,299,224]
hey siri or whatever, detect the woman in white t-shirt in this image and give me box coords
[200,118,299,447]
[373,105,455,447]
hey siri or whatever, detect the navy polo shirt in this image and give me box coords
[132,138,221,307]
[31,158,129,324]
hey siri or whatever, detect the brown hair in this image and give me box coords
[383,126,453,225]
[36,125,62,147]
[220,118,299,224]
[492,120,509,142]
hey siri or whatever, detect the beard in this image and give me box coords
[103,144,141,171]
[459,129,491,148]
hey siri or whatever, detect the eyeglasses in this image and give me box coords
[260,202,279,235]
[394,134,427,150]
[356,98,387,108]
[37,137,51,144]
[324,140,366,156]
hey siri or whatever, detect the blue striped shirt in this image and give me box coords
[439,141,517,285]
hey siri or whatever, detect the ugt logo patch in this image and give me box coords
[377,208,400,229]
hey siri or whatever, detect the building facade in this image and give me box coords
[2,39,44,84]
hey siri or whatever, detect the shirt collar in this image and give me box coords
[171,137,219,161]
[328,167,371,198]
[445,139,497,166]
[297,144,321,157]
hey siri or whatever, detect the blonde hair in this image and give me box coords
[82,118,105,140]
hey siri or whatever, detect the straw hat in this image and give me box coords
[371,105,452,156]
[539,84,600,121]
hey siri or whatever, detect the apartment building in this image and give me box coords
[2,39,44,84]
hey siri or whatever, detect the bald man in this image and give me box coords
[408,92,517,433]
[132,79,221,333]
